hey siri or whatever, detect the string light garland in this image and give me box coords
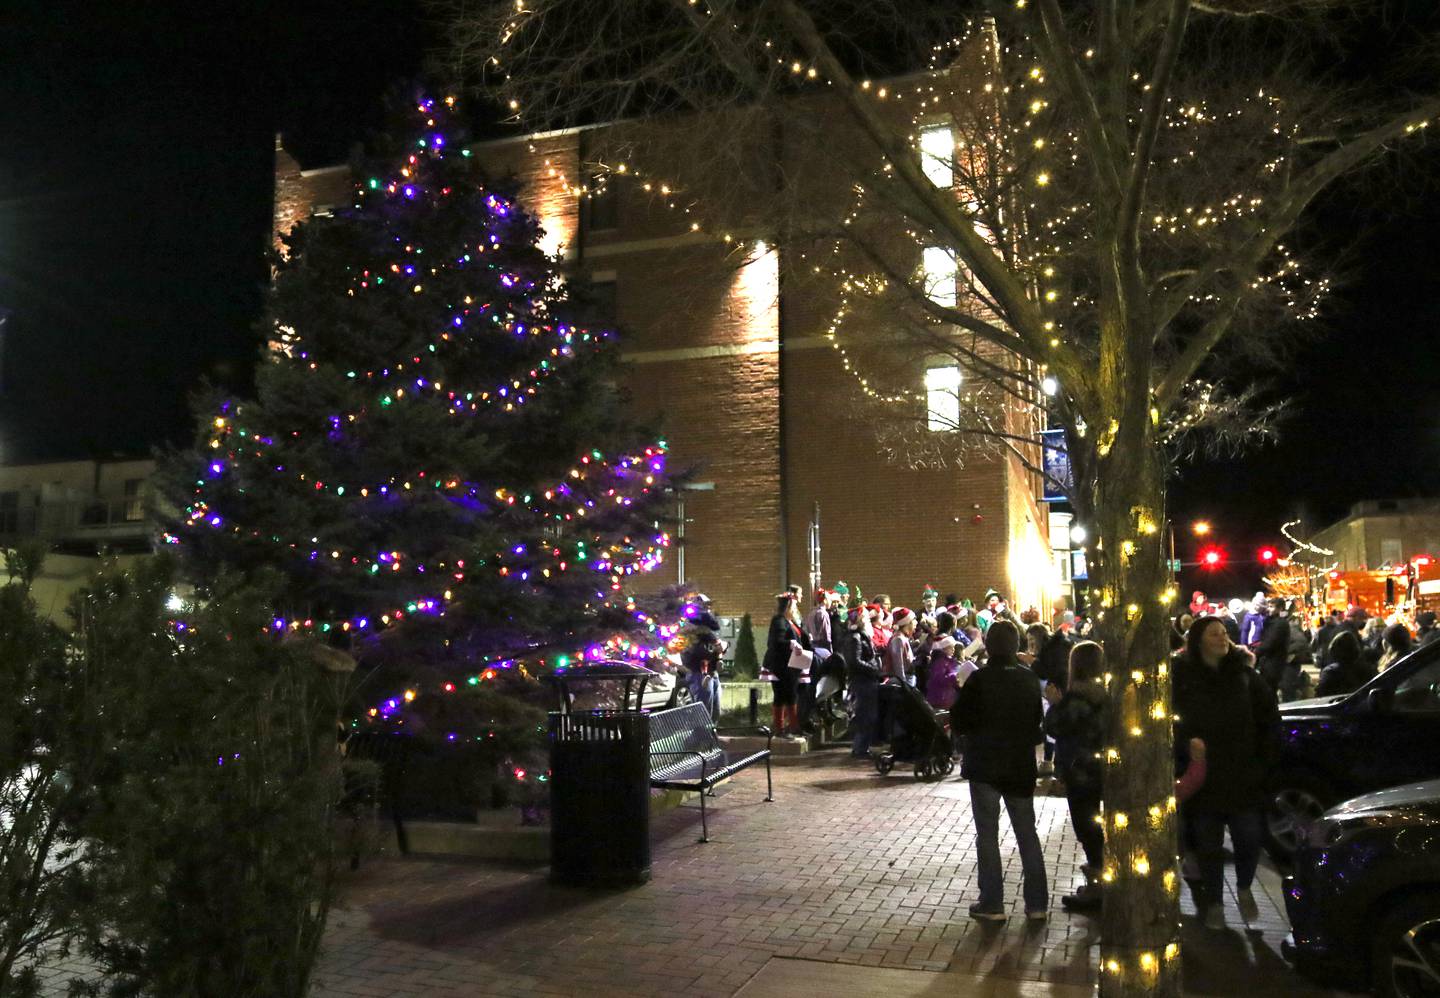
[170,94,675,686]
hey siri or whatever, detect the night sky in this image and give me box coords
[1,2,1436,600]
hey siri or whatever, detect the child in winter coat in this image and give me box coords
[1043,641,1109,911]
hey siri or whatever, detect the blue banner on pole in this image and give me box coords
[1041,429,1071,502]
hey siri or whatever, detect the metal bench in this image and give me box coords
[647,701,774,842]
[341,731,416,862]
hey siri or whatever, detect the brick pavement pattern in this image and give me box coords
[302,751,1343,998]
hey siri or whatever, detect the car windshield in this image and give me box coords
[1393,657,1440,713]
[1343,641,1440,700]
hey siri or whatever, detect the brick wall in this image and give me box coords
[270,54,1053,628]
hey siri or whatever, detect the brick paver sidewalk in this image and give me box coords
[305,750,1345,998]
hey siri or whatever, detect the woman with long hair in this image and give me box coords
[761,592,811,737]
[1172,616,1281,930]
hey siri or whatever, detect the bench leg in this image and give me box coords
[698,787,709,843]
[765,757,774,803]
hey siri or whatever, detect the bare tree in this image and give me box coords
[435,1,1438,993]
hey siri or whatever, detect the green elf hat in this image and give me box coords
[922,585,939,601]
[983,588,1002,603]
[833,580,850,597]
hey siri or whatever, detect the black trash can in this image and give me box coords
[548,709,651,886]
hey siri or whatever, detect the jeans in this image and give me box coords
[851,681,878,757]
[698,676,722,720]
[1065,779,1104,869]
[971,781,1049,911]
[1188,808,1264,908]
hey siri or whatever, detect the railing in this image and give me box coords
[0,499,148,543]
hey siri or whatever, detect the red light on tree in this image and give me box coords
[1259,547,1276,564]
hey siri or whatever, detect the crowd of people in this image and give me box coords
[1174,590,1439,700]
[751,581,1431,927]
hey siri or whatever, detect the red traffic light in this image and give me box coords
[1259,547,1277,563]
[1200,546,1224,568]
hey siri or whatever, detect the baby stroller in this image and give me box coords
[873,678,954,781]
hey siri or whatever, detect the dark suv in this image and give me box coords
[1282,780,1440,996]
[1266,640,1440,859]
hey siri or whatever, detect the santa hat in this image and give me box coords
[892,607,916,629]
[934,634,958,655]
[848,605,868,628]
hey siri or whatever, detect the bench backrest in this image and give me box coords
[648,702,723,762]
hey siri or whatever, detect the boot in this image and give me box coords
[784,704,800,738]
[772,703,785,736]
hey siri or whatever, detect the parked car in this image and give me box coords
[1282,779,1440,997]
[1266,640,1440,859]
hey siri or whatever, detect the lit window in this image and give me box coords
[922,246,958,308]
[919,124,954,188]
[924,365,961,431]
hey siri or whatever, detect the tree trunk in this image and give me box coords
[1088,423,1182,997]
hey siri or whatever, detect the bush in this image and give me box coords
[61,559,344,998]
[732,613,759,679]
[0,545,87,997]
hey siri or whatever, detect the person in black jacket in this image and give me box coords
[842,606,883,758]
[762,593,811,738]
[952,619,1049,921]
[1043,640,1108,912]
[1253,598,1290,697]
[1312,609,1344,667]
[1031,623,1072,776]
[1315,629,1376,696]
[1173,616,1281,930]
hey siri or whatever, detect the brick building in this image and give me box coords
[273,104,1056,627]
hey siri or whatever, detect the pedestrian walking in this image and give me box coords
[1254,597,1291,696]
[1043,640,1108,912]
[952,619,1049,921]
[1172,616,1281,930]
[762,592,811,738]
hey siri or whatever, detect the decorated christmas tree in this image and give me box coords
[162,96,678,803]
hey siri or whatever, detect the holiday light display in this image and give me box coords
[451,1,1440,991]
[163,96,679,760]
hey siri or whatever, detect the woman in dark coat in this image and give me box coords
[762,593,811,737]
[843,606,883,758]
[1315,629,1377,696]
[1172,616,1281,931]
